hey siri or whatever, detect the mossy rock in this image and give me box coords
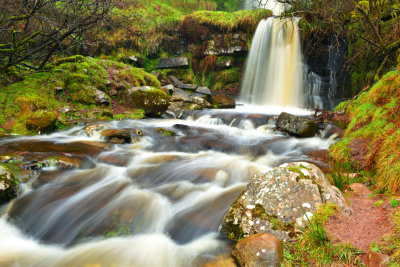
[276,112,318,138]
[125,86,170,117]
[0,164,18,204]
[26,110,58,134]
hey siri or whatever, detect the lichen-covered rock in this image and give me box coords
[233,233,283,267]
[221,162,352,242]
[276,112,318,138]
[212,94,236,109]
[26,110,58,133]
[125,86,170,117]
[0,164,18,204]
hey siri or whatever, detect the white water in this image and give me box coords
[240,17,304,107]
[243,0,286,16]
[0,109,335,266]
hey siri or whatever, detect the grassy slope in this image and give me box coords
[330,68,400,193]
[0,56,160,135]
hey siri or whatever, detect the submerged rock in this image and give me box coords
[26,110,58,133]
[221,162,352,242]
[276,112,318,138]
[0,164,18,204]
[124,86,170,117]
[233,233,283,267]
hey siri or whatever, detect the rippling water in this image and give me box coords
[0,106,335,266]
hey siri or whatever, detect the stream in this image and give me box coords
[0,105,335,266]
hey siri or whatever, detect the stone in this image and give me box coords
[276,112,318,138]
[196,86,211,95]
[221,162,352,242]
[84,123,108,137]
[364,250,389,267]
[157,57,189,69]
[203,254,237,267]
[212,94,236,109]
[192,96,212,109]
[26,110,58,133]
[216,57,234,69]
[233,233,283,267]
[178,84,197,90]
[161,84,175,95]
[0,164,18,204]
[100,129,132,144]
[124,86,170,117]
[168,75,184,87]
[94,89,111,106]
[170,88,192,102]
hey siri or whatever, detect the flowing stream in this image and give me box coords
[0,107,335,266]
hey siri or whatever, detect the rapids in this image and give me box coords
[0,107,336,266]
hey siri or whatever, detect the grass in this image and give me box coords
[283,204,363,266]
[330,69,400,193]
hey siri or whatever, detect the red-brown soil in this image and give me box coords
[325,183,392,252]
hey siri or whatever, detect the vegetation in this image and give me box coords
[284,204,363,266]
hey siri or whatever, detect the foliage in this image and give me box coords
[0,0,113,70]
[327,161,354,191]
[330,70,400,193]
[375,207,400,263]
[284,204,363,266]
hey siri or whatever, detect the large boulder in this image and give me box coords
[124,86,170,117]
[157,57,189,69]
[170,88,192,102]
[233,233,283,267]
[26,110,58,133]
[212,94,236,109]
[0,164,18,204]
[221,162,352,242]
[276,112,318,138]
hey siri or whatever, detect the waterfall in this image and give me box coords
[240,17,304,107]
[243,0,286,16]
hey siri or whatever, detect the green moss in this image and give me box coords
[288,164,312,182]
[155,128,176,136]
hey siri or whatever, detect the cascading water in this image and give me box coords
[240,1,304,107]
[0,108,335,266]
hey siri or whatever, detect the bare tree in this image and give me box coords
[0,0,114,70]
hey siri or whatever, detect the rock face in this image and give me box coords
[233,233,283,267]
[26,110,58,133]
[125,86,170,117]
[212,94,236,109]
[276,112,318,137]
[0,164,18,204]
[157,57,189,69]
[221,162,352,242]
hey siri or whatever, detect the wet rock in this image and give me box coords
[170,88,192,102]
[100,129,132,144]
[196,86,211,96]
[319,122,344,139]
[178,84,197,91]
[26,110,58,133]
[157,57,189,69]
[155,128,176,136]
[0,164,18,204]
[124,86,170,117]
[364,250,389,267]
[203,254,237,267]
[94,89,110,106]
[192,97,212,109]
[221,162,352,242]
[212,94,236,109]
[276,112,318,138]
[233,233,283,267]
[84,123,108,137]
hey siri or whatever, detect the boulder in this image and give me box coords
[178,84,197,91]
[26,110,58,133]
[192,96,212,109]
[212,94,236,109]
[100,129,132,144]
[94,89,111,106]
[364,250,389,267]
[168,75,184,88]
[170,88,192,102]
[157,57,189,69]
[276,112,318,138]
[124,86,170,117]
[0,164,18,204]
[233,233,283,267]
[84,123,108,137]
[196,86,211,95]
[221,162,352,242]
[161,84,175,95]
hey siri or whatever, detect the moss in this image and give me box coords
[288,165,312,182]
[0,163,18,203]
[221,196,246,241]
[155,128,176,136]
[378,207,400,263]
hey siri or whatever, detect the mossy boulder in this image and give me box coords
[221,162,352,242]
[212,94,236,109]
[276,112,318,138]
[0,164,18,204]
[26,110,58,133]
[125,86,170,117]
